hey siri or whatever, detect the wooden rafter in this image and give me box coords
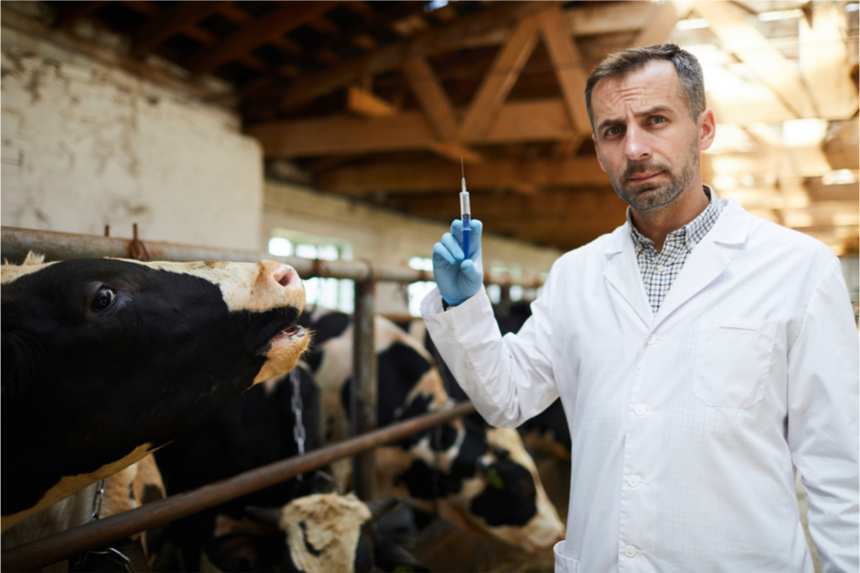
[275,1,553,111]
[402,57,458,142]
[457,15,539,141]
[315,157,608,194]
[52,1,108,29]
[246,98,578,157]
[130,1,221,56]
[536,5,591,134]
[694,1,818,118]
[630,1,692,48]
[346,86,398,118]
[187,1,340,75]
[799,1,859,120]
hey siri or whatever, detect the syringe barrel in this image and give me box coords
[459,191,471,216]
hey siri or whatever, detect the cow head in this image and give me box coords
[203,494,418,573]
[1,254,309,532]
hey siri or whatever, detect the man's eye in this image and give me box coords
[605,126,622,137]
[651,116,667,124]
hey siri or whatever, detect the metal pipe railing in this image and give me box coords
[2,401,477,572]
[0,227,546,287]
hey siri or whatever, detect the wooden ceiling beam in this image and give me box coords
[187,1,340,75]
[315,157,608,194]
[536,5,590,133]
[694,1,818,118]
[52,1,108,29]
[457,15,540,140]
[402,57,458,142]
[799,1,859,120]
[130,1,222,56]
[276,1,553,110]
[630,1,692,47]
[346,86,398,117]
[246,98,579,158]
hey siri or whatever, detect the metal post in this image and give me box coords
[352,278,377,501]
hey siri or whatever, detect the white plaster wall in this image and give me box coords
[1,25,263,250]
[263,181,564,314]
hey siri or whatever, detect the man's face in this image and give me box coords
[591,60,707,213]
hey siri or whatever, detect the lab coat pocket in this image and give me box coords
[694,317,777,409]
[553,540,581,573]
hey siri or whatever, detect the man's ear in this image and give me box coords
[698,109,716,152]
[592,135,607,172]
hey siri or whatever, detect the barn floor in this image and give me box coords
[409,455,569,573]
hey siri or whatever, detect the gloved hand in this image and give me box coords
[432,219,483,306]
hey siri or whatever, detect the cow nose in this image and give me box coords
[271,264,300,289]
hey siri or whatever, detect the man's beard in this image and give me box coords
[607,140,699,212]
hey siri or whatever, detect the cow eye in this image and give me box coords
[91,287,116,312]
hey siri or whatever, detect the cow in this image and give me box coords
[1,253,310,532]
[405,302,572,462]
[297,306,565,553]
[1,453,166,572]
[153,363,425,573]
[201,495,428,573]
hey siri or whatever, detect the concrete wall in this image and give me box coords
[263,181,564,314]
[1,5,263,250]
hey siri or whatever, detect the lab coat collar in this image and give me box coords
[602,198,752,330]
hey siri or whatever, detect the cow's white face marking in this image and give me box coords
[280,493,371,573]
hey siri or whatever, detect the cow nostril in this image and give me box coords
[273,266,293,288]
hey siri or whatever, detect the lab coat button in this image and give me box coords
[628,475,641,487]
[646,335,657,345]
[634,404,647,416]
[623,546,637,558]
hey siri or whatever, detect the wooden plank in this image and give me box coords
[798,1,859,120]
[537,5,591,133]
[117,1,160,17]
[694,1,818,118]
[130,1,222,56]
[246,98,578,157]
[276,1,552,110]
[52,1,108,29]
[188,1,339,75]
[823,119,859,170]
[457,15,540,141]
[315,157,608,193]
[402,57,458,142]
[347,86,398,117]
[630,1,692,47]
[427,143,484,165]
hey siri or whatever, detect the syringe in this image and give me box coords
[459,156,471,261]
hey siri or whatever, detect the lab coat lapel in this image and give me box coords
[603,224,653,328]
[652,200,751,328]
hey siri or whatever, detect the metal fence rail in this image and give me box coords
[1,402,477,572]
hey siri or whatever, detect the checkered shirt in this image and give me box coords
[628,185,723,314]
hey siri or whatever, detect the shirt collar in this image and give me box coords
[627,185,723,253]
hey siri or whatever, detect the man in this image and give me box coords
[421,44,858,573]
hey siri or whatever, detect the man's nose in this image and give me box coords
[624,125,652,161]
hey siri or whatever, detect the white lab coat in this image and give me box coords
[421,199,859,573]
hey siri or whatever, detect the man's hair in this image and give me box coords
[585,43,706,131]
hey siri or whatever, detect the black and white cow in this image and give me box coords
[406,301,572,462]
[1,253,309,532]
[153,364,425,573]
[297,307,565,553]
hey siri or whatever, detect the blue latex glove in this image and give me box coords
[432,219,483,306]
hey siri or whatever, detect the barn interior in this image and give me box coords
[1,1,858,572]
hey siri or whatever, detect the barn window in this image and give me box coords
[408,256,436,317]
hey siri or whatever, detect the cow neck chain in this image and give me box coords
[291,368,306,481]
[74,481,133,573]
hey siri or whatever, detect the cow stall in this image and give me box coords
[1,226,561,573]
